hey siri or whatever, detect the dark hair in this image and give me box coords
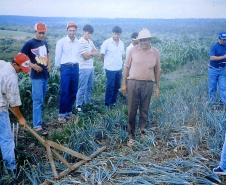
[11,60,20,66]
[112,26,122,34]
[83,24,94,34]
[131,32,138,39]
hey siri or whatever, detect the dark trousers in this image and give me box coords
[59,64,79,116]
[105,69,122,106]
[127,80,154,139]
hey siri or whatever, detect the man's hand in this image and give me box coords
[154,86,160,99]
[121,84,127,94]
[18,117,27,128]
[30,63,43,73]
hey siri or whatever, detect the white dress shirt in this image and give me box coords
[100,37,125,71]
[55,35,80,68]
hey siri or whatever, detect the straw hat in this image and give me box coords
[135,28,155,40]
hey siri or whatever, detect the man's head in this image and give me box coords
[136,28,154,50]
[12,53,31,73]
[131,32,139,46]
[218,31,226,45]
[67,23,77,39]
[34,23,47,40]
[83,24,94,41]
[112,26,122,41]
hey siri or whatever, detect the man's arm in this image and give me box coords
[47,53,51,72]
[210,54,226,61]
[121,66,129,94]
[11,106,27,127]
[154,71,161,99]
[100,54,105,62]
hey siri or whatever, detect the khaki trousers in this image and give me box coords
[127,80,154,139]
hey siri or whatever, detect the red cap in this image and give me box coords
[14,53,31,73]
[34,23,47,32]
[67,23,77,29]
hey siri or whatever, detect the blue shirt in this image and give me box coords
[209,42,226,68]
[100,37,125,71]
[21,38,49,79]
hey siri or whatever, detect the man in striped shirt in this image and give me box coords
[76,25,99,112]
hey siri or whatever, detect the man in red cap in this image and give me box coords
[55,23,80,123]
[20,23,50,135]
[0,53,29,177]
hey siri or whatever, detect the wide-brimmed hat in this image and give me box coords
[135,28,155,40]
[14,53,31,72]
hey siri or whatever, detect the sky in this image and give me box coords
[0,0,225,19]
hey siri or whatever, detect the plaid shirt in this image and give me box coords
[0,60,21,114]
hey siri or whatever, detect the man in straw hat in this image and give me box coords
[0,53,29,177]
[121,28,161,147]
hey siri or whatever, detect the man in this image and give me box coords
[126,32,138,58]
[55,23,80,123]
[20,23,50,136]
[76,24,99,112]
[208,31,226,106]
[100,26,125,108]
[121,28,161,147]
[0,53,29,176]
[213,133,226,175]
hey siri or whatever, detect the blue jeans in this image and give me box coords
[0,111,16,170]
[59,64,79,117]
[76,68,94,107]
[32,78,48,129]
[220,134,226,171]
[105,69,122,106]
[208,66,226,104]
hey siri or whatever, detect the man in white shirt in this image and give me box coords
[100,26,125,108]
[76,25,99,112]
[55,23,80,123]
[0,53,29,177]
[126,32,138,59]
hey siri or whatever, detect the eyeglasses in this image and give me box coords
[38,32,45,35]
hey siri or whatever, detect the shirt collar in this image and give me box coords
[137,45,153,53]
[66,35,77,42]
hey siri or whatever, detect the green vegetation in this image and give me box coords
[0,16,225,184]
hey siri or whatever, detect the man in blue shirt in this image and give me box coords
[208,31,226,106]
[100,26,125,108]
[20,23,50,136]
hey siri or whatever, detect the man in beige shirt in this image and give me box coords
[121,28,161,147]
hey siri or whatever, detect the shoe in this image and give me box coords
[66,114,76,120]
[34,127,48,136]
[213,166,226,175]
[127,139,135,147]
[58,117,66,124]
[76,106,82,112]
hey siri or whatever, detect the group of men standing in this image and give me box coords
[0,21,225,177]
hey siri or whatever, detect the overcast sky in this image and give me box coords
[0,0,225,19]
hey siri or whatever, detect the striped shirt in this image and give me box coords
[0,60,21,114]
[78,37,96,69]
